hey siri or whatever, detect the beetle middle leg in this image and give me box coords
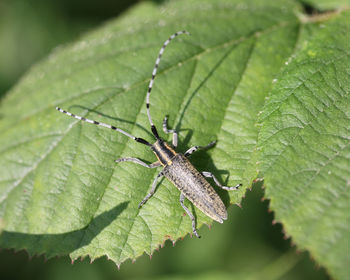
[184,141,216,157]
[138,171,164,208]
[202,171,241,190]
[115,157,160,168]
[180,193,200,238]
[162,115,178,147]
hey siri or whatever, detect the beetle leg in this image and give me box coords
[202,171,241,190]
[180,193,201,238]
[138,171,164,208]
[115,157,160,168]
[162,115,178,148]
[184,141,216,157]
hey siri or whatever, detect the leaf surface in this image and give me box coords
[1,0,301,266]
[258,10,350,280]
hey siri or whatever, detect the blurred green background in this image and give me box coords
[0,0,329,279]
[0,0,152,98]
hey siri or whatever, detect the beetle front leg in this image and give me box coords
[180,193,200,238]
[162,115,178,148]
[138,171,164,208]
[202,171,241,190]
[115,157,160,168]
[184,141,216,157]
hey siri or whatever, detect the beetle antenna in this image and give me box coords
[146,30,190,139]
[56,107,152,146]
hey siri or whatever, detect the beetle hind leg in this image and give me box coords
[202,171,241,190]
[180,193,201,238]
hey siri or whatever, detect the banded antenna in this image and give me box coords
[146,30,190,139]
[55,107,151,146]
[56,31,190,144]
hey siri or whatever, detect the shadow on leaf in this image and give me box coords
[0,202,129,258]
[176,42,239,132]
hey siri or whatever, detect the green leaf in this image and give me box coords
[258,10,350,280]
[0,0,301,266]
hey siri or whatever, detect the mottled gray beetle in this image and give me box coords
[56,31,241,237]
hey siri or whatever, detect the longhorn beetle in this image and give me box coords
[56,31,242,238]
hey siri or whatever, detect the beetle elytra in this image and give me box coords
[56,31,241,238]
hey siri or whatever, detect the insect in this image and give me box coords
[56,31,241,238]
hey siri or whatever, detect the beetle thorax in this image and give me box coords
[151,139,177,166]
